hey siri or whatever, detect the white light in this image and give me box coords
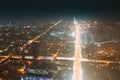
[70,32,75,37]
[25,56,34,59]
[73,17,82,80]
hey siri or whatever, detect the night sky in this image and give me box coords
[0,0,120,18]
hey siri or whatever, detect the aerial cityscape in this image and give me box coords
[0,17,120,80]
[0,0,120,80]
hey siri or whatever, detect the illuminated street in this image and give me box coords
[73,18,82,80]
[19,19,64,52]
[0,17,120,80]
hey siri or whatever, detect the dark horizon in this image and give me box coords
[0,0,120,18]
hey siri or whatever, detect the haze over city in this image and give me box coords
[0,0,120,80]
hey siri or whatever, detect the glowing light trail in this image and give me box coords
[0,55,10,63]
[73,18,82,80]
[19,19,64,51]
